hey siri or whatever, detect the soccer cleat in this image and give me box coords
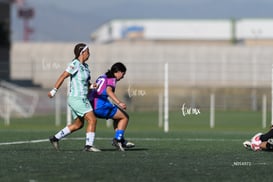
[112,138,125,151]
[83,145,101,152]
[121,139,135,148]
[243,140,251,150]
[49,136,60,151]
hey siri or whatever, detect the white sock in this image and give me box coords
[86,132,95,146]
[54,126,71,140]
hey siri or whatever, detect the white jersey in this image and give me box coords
[66,59,91,97]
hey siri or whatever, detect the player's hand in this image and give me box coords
[90,83,98,89]
[48,92,53,98]
[48,88,57,98]
[118,102,127,110]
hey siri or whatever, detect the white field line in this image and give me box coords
[0,137,242,146]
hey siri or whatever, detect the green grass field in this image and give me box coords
[0,111,272,182]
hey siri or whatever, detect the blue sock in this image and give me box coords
[115,130,124,140]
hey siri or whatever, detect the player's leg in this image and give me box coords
[93,104,133,151]
[113,109,128,131]
[83,111,100,152]
[81,97,100,152]
[57,117,84,138]
[260,142,267,150]
[112,108,129,129]
[49,108,84,150]
[65,96,100,152]
[111,109,126,151]
[68,117,84,131]
[112,110,135,149]
[266,139,273,150]
[76,97,100,152]
[260,126,273,141]
[111,108,136,151]
[260,138,273,151]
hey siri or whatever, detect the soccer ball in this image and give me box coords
[250,133,262,151]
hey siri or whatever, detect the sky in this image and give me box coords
[11,0,273,42]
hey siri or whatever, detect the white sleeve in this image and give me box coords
[65,60,79,75]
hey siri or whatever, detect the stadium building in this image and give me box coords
[91,19,273,45]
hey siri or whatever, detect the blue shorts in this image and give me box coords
[94,103,118,119]
[68,96,93,119]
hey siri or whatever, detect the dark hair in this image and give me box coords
[74,43,87,58]
[105,62,127,78]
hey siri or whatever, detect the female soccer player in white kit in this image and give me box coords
[48,43,100,152]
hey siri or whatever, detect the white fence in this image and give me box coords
[0,81,39,125]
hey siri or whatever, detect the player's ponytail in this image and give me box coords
[105,62,127,78]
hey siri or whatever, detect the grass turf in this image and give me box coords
[0,111,272,182]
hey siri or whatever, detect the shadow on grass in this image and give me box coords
[101,148,149,152]
[45,147,150,152]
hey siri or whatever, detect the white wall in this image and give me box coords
[11,42,273,89]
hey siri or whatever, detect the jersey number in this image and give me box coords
[96,78,105,92]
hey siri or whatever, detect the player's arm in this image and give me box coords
[106,86,126,109]
[48,71,70,98]
[89,82,97,89]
